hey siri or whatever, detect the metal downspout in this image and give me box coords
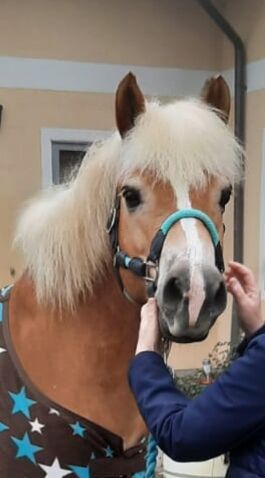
[196,0,246,343]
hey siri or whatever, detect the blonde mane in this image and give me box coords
[15,99,243,309]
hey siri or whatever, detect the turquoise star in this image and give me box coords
[104,445,114,458]
[70,421,86,438]
[9,386,36,419]
[0,303,3,322]
[132,472,145,478]
[11,432,43,464]
[0,421,9,432]
[69,465,90,478]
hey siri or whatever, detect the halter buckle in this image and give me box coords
[144,261,158,283]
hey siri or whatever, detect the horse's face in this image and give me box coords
[114,73,238,343]
[118,172,230,342]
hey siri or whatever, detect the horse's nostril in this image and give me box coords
[202,266,227,313]
[214,280,226,306]
[163,275,188,309]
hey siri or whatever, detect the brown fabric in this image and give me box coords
[0,286,147,477]
[90,448,146,478]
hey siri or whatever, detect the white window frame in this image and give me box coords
[41,128,111,188]
[260,129,265,299]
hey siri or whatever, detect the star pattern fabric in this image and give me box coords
[30,417,45,434]
[9,386,36,419]
[0,286,147,477]
[104,445,114,458]
[39,458,72,477]
[11,432,43,464]
[0,421,9,432]
[49,407,60,416]
[69,464,90,478]
[70,421,86,437]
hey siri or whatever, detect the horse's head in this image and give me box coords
[111,73,242,343]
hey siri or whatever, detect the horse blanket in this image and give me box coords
[0,287,146,478]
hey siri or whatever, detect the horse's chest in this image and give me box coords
[0,294,146,477]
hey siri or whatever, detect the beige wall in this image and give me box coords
[0,0,221,69]
[1,0,263,370]
[220,0,265,68]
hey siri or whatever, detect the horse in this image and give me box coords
[0,73,242,478]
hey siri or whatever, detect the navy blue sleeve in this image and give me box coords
[128,332,265,462]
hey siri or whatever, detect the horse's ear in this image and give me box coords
[201,75,231,123]
[115,72,145,138]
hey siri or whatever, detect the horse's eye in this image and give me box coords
[122,187,142,210]
[219,185,232,212]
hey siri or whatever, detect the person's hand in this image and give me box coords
[225,261,264,337]
[135,298,162,355]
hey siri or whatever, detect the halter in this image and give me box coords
[107,197,225,298]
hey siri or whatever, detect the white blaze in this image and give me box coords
[177,188,207,327]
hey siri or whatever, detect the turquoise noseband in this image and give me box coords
[160,209,219,246]
[108,204,224,297]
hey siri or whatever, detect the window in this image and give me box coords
[51,141,89,184]
[41,128,110,187]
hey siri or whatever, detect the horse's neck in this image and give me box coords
[9,273,147,449]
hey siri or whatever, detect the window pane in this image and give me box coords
[51,141,90,184]
[59,149,86,183]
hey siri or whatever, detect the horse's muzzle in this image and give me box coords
[157,265,227,343]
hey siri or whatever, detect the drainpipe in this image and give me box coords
[196,0,247,343]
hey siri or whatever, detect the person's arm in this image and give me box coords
[128,262,265,461]
[129,329,265,461]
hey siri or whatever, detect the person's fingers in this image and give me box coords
[141,298,158,320]
[145,298,157,315]
[228,261,254,279]
[224,266,236,284]
[226,277,246,303]
[147,297,157,307]
[224,268,232,281]
[227,261,256,292]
